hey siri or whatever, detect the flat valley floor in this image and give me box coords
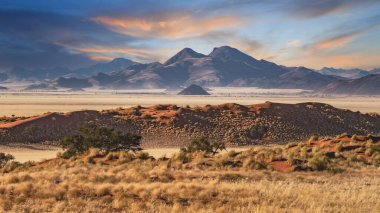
[1,91,380,117]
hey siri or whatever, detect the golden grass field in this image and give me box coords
[1,161,379,213]
[1,134,380,213]
[0,146,251,163]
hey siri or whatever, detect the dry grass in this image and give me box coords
[0,144,380,212]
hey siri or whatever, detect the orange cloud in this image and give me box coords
[314,32,359,50]
[89,55,115,62]
[276,50,380,70]
[92,14,242,39]
[55,42,157,60]
[55,42,177,63]
[313,24,380,51]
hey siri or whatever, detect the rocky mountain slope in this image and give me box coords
[317,67,370,79]
[90,46,339,90]
[6,45,378,94]
[1,102,379,146]
[318,74,380,95]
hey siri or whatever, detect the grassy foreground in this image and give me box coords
[0,134,380,212]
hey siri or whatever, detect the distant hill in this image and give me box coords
[55,77,92,89]
[24,83,57,91]
[0,85,7,90]
[317,67,369,79]
[318,74,380,95]
[74,58,138,76]
[178,84,210,95]
[2,58,138,81]
[370,68,380,75]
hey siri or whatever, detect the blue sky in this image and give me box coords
[1,0,380,70]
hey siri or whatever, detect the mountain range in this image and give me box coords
[0,58,137,81]
[0,46,379,95]
[317,67,370,79]
[317,74,380,95]
[84,46,347,90]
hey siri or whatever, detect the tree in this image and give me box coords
[180,137,226,156]
[0,153,14,167]
[250,124,268,139]
[60,124,142,158]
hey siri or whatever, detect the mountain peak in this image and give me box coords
[209,46,258,62]
[164,48,206,65]
[110,58,136,65]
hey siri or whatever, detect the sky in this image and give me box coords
[1,0,380,70]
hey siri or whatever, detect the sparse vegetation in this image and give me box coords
[59,124,142,158]
[0,153,14,167]
[249,124,268,139]
[180,137,226,156]
[0,133,379,212]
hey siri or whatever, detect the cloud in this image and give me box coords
[279,51,380,69]
[89,55,115,62]
[56,43,165,62]
[0,9,143,68]
[311,22,380,53]
[314,31,363,50]
[201,0,380,19]
[283,0,379,19]
[0,40,94,69]
[286,39,301,48]
[92,13,243,39]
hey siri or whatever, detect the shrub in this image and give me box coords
[142,114,153,119]
[60,124,142,158]
[336,142,344,152]
[308,135,319,143]
[307,153,330,171]
[0,153,14,167]
[22,125,42,142]
[243,158,268,170]
[180,137,226,156]
[1,161,22,173]
[249,124,268,139]
[351,134,358,142]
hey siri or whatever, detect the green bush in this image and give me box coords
[307,153,330,171]
[60,124,142,158]
[180,137,226,156]
[0,153,14,167]
[249,124,268,139]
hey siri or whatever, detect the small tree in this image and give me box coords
[0,153,14,167]
[60,124,142,158]
[250,124,268,139]
[180,137,226,156]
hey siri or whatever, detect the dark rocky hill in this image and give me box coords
[177,84,210,95]
[1,102,379,146]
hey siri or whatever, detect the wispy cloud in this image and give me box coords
[92,13,243,39]
[56,43,164,62]
[311,22,380,53]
